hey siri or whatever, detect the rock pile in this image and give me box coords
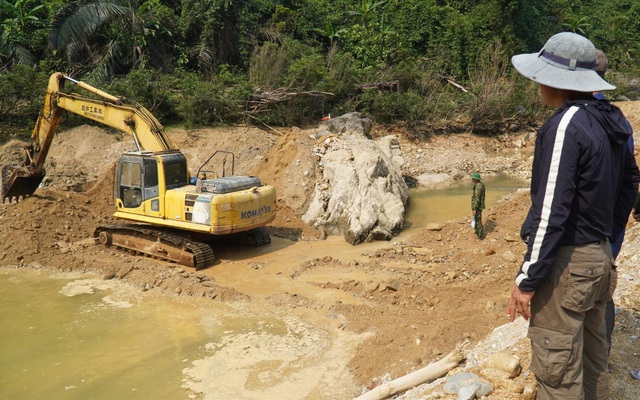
[303,113,409,244]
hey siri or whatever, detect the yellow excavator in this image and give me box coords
[1,72,276,270]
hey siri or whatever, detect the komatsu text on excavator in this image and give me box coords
[0,72,276,270]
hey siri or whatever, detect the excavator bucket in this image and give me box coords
[1,165,45,204]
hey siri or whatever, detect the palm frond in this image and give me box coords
[65,40,86,64]
[13,45,35,67]
[49,1,129,49]
[190,44,214,74]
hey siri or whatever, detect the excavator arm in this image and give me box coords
[1,72,178,203]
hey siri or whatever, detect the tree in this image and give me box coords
[177,0,273,73]
[48,0,178,78]
[0,0,47,69]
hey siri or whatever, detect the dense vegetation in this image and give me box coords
[2,0,639,135]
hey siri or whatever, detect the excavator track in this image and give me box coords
[93,223,215,270]
[242,227,272,247]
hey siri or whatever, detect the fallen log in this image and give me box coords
[246,88,335,113]
[241,113,284,136]
[354,339,470,400]
[440,76,470,93]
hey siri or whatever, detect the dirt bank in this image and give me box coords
[2,101,640,399]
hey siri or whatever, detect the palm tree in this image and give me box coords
[49,0,130,77]
[314,21,347,49]
[49,0,177,78]
[348,0,389,30]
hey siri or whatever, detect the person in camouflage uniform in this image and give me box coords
[470,172,485,240]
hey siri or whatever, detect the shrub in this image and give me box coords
[247,41,347,126]
[172,71,250,127]
[322,48,359,96]
[468,41,520,123]
[249,42,291,90]
[105,69,177,122]
[359,90,426,123]
[454,40,545,133]
[0,66,49,137]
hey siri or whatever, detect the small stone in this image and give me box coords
[444,373,493,397]
[501,251,518,263]
[365,282,379,293]
[522,385,537,400]
[483,353,522,378]
[103,269,117,280]
[426,223,443,231]
[386,280,401,291]
[458,385,478,400]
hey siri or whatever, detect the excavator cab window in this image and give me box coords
[120,161,142,208]
[143,158,159,209]
[144,159,158,187]
[163,158,188,189]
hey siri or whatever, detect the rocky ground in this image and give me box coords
[2,101,640,399]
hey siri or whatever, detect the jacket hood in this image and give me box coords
[573,99,632,145]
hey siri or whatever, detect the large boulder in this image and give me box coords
[303,113,409,244]
[315,112,374,138]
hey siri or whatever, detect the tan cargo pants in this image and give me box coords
[528,240,613,400]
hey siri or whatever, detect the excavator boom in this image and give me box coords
[1,73,177,203]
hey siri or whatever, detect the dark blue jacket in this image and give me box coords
[594,93,636,257]
[516,99,640,291]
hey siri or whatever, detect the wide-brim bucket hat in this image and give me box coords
[511,32,615,92]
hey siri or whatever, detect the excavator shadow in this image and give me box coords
[207,231,297,263]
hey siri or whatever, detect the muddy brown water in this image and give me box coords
[0,176,527,399]
[405,175,528,232]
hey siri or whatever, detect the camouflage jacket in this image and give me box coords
[471,181,485,211]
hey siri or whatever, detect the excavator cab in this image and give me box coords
[115,152,188,214]
[117,155,155,209]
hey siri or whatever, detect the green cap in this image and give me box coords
[470,172,481,181]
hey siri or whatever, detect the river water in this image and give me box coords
[0,175,527,399]
[404,174,528,232]
[0,271,206,399]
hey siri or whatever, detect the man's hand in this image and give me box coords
[506,286,535,322]
[633,209,640,223]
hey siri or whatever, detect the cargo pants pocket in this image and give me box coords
[527,326,574,387]
[561,264,604,313]
[609,266,618,299]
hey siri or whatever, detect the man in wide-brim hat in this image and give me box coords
[506,32,640,400]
